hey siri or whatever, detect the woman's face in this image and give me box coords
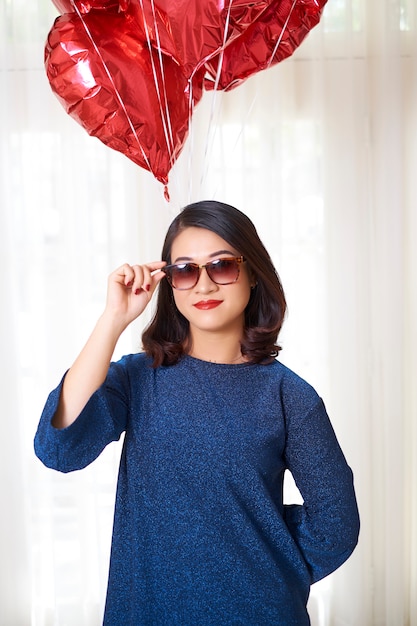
[168,227,253,338]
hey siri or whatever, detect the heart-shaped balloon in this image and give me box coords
[204,0,327,91]
[134,0,271,78]
[45,9,204,185]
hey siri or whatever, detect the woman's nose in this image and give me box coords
[194,267,217,292]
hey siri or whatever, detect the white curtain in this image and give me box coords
[1,0,416,624]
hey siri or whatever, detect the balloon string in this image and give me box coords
[199,0,234,190]
[212,0,234,92]
[70,0,154,175]
[137,0,176,161]
[267,0,297,69]
[227,2,299,166]
[137,0,176,199]
[200,0,298,194]
[184,78,195,204]
[147,0,175,153]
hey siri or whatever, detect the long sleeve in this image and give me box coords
[34,363,130,473]
[283,395,360,583]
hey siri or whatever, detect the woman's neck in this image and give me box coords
[186,332,247,364]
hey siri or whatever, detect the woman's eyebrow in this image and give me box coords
[173,249,236,264]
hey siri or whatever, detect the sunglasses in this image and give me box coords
[162,256,246,290]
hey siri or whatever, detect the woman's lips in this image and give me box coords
[193,300,222,310]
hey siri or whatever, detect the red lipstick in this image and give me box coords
[193,300,222,310]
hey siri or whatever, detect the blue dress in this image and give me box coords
[34,354,360,625]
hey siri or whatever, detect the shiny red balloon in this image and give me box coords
[135,0,271,78]
[45,9,204,185]
[45,0,327,186]
[205,0,328,91]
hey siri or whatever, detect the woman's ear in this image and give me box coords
[249,269,258,289]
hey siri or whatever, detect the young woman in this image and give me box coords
[35,200,360,625]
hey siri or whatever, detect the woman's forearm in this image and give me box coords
[52,312,126,429]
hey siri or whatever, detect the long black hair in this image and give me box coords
[142,200,287,366]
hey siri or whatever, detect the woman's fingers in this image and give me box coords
[112,261,164,286]
[125,261,166,296]
[108,262,167,314]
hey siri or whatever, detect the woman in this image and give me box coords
[35,200,360,625]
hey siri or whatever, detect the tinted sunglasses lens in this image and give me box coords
[169,264,199,289]
[207,259,239,284]
[164,258,242,289]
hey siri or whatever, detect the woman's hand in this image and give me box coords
[104,261,167,330]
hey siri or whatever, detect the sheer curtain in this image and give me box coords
[1,0,416,624]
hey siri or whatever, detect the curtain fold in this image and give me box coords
[1,0,415,624]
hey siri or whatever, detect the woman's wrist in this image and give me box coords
[97,309,131,341]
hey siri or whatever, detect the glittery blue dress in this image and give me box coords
[34,354,359,625]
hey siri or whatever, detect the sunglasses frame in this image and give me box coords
[162,256,246,290]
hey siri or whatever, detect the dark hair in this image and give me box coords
[142,200,287,366]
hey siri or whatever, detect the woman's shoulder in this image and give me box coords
[116,351,150,367]
[109,351,153,380]
[269,359,321,406]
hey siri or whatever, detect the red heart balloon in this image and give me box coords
[45,9,204,185]
[204,0,328,91]
[135,0,271,78]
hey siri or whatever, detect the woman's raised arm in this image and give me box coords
[52,262,166,429]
